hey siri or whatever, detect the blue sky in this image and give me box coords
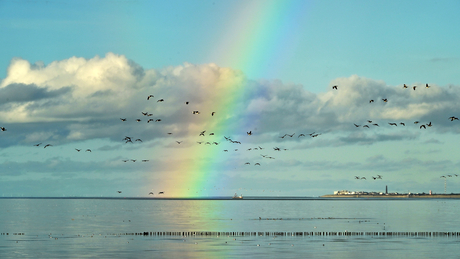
[1,0,460,197]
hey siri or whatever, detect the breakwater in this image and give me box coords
[107,231,460,237]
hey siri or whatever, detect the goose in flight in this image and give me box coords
[75,149,81,152]
[363,125,370,128]
[298,134,306,138]
[157,99,164,102]
[211,112,216,116]
[388,122,397,126]
[414,121,419,124]
[142,160,149,162]
[449,116,459,121]
[254,163,261,166]
[400,122,405,126]
[247,131,252,136]
[85,149,91,152]
[373,123,379,126]
[34,143,42,146]
[427,122,432,127]
[332,85,338,90]
[425,83,430,88]
[413,86,416,90]
[185,101,189,105]
[147,95,154,100]
[354,176,360,179]
[176,141,182,144]
[120,118,127,121]
[369,100,374,103]
[117,191,122,193]
[135,139,142,142]
[192,111,200,114]
[0,127,6,131]
[382,98,388,102]
[245,162,250,165]
[44,144,52,148]
[403,84,408,89]
[158,192,164,195]
[354,124,360,127]
[420,125,426,129]
[149,192,154,195]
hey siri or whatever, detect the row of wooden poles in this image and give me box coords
[107,231,460,237]
[3,231,460,237]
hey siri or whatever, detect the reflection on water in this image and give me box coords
[1,198,460,258]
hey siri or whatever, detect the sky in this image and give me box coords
[1,0,460,197]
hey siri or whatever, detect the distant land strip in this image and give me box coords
[320,194,460,198]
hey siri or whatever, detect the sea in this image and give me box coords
[1,197,459,258]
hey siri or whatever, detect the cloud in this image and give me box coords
[1,53,460,150]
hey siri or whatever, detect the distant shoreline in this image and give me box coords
[2,195,460,200]
[321,194,460,199]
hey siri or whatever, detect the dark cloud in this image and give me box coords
[0,83,72,104]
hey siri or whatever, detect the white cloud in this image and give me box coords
[1,53,460,149]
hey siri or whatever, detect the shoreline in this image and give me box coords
[320,194,460,199]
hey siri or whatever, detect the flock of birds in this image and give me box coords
[2,81,459,196]
[332,83,460,184]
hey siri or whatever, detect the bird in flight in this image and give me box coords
[147,95,154,100]
[75,149,81,152]
[449,116,459,121]
[44,144,52,148]
[420,125,426,129]
[117,191,122,193]
[0,127,6,131]
[157,99,164,102]
[86,149,91,152]
[332,85,338,90]
[382,98,388,102]
[34,143,42,146]
[247,131,252,136]
[120,118,127,121]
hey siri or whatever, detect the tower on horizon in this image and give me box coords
[386,185,388,194]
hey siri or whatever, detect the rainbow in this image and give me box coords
[156,1,312,197]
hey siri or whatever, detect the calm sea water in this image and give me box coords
[1,198,459,258]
